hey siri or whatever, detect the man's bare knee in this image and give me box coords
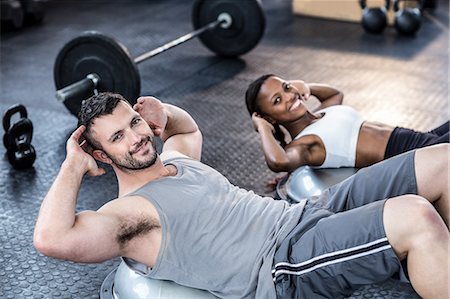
[383,195,447,256]
[416,143,449,169]
[415,144,449,203]
[411,199,447,236]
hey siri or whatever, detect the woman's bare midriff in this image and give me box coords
[355,121,395,167]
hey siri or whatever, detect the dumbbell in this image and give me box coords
[54,0,266,116]
[3,104,36,169]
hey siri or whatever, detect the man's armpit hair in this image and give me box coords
[117,215,161,247]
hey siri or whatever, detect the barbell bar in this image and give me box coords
[57,15,229,104]
[54,0,265,116]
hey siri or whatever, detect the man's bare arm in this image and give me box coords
[33,126,121,262]
[134,97,202,160]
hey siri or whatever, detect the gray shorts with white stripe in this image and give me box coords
[273,150,416,299]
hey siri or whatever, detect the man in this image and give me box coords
[34,93,449,299]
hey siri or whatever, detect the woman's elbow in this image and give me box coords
[336,91,344,104]
[267,160,291,173]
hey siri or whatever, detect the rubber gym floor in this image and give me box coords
[0,0,448,298]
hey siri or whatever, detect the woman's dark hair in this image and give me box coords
[245,74,287,148]
[77,92,127,150]
[245,73,274,116]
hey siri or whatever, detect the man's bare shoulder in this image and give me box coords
[160,150,189,161]
[97,195,157,216]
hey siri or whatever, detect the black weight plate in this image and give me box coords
[192,0,265,58]
[54,31,141,116]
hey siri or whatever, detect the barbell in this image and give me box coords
[54,0,265,116]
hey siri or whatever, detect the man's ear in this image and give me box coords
[92,150,112,164]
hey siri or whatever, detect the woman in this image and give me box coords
[246,74,449,172]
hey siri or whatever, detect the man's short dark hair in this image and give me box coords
[77,92,128,150]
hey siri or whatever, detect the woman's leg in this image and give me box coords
[384,127,449,159]
[427,121,449,136]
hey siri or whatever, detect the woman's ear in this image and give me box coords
[262,115,276,125]
[92,150,112,165]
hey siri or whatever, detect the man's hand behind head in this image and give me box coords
[65,126,105,177]
[133,96,168,137]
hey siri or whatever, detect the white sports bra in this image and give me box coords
[294,105,364,168]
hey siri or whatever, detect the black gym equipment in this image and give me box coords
[19,0,46,24]
[359,0,391,34]
[422,0,437,10]
[0,0,46,29]
[54,33,141,117]
[192,0,265,58]
[3,104,36,169]
[54,0,265,116]
[1,0,24,30]
[393,0,423,35]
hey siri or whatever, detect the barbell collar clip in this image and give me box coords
[55,73,100,103]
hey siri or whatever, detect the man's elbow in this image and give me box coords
[33,229,67,259]
[34,229,54,256]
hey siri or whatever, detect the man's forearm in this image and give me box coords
[160,104,199,142]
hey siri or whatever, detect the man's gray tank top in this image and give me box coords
[122,154,306,298]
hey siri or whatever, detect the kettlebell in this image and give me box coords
[394,0,423,35]
[3,104,36,169]
[359,0,391,34]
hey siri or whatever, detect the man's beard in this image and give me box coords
[105,136,158,171]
